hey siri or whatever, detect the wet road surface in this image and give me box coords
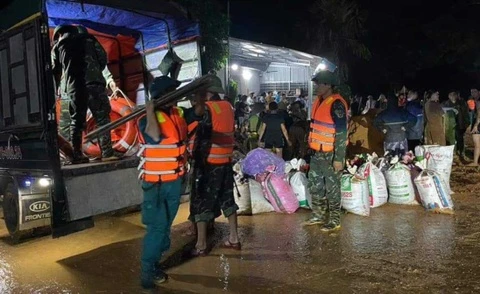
[1,166,480,293]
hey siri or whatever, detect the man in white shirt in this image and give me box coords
[246,92,255,106]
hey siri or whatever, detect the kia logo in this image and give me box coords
[29,201,50,213]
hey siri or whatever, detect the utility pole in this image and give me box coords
[226,0,231,99]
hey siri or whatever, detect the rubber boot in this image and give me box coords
[321,201,341,232]
[99,133,122,162]
[303,198,328,226]
[72,150,89,164]
[71,134,89,164]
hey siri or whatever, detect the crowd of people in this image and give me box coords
[234,92,310,160]
[350,88,479,165]
[236,83,480,168]
[51,23,479,291]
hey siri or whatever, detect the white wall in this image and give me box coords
[260,65,310,84]
[230,69,261,95]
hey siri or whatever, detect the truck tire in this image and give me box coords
[2,182,32,243]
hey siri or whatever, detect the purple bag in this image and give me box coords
[241,148,286,176]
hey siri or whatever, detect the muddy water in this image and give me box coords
[0,166,479,293]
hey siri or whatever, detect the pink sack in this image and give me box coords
[262,173,299,214]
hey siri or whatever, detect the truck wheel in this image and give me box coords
[2,183,32,243]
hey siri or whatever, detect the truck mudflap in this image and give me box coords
[19,193,51,231]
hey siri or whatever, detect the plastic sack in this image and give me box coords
[376,157,390,175]
[285,161,294,174]
[341,174,370,216]
[414,145,438,169]
[242,148,286,176]
[289,158,307,170]
[289,172,310,208]
[262,173,299,214]
[424,145,454,193]
[358,162,388,208]
[250,180,274,214]
[233,175,252,215]
[385,163,418,205]
[414,170,454,214]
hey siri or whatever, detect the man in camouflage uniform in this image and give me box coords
[304,70,348,232]
[52,25,120,163]
[288,101,308,159]
[56,26,118,145]
[189,77,240,256]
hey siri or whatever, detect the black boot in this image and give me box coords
[72,150,89,164]
[99,133,122,161]
[71,133,89,164]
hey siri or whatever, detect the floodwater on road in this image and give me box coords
[0,166,480,293]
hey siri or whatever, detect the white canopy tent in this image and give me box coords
[221,37,336,117]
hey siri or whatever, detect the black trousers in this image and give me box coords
[456,128,467,155]
[407,139,421,153]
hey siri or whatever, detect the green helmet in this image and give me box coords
[207,75,225,94]
[76,25,88,34]
[149,76,181,99]
[311,70,339,86]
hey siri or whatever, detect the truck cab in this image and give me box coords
[0,0,202,241]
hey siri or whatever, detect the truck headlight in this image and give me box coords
[38,178,51,187]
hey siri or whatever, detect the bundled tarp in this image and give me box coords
[348,112,385,156]
[45,0,199,51]
[242,148,286,177]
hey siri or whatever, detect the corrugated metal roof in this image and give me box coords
[229,37,336,72]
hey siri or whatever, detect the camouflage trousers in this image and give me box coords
[288,124,307,159]
[189,163,239,223]
[58,99,71,141]
[67,84,114,157]
[308,152,342,224]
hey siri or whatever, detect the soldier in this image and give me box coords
[137,76,205,289]
[57,26,119,145]
[189,76,240,256]
[304,70,348,232]
[77,26,118,92]
[51,25,120,164]
[288,101,308,159]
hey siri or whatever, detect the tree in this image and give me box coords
[177,0,229,74]
[302,0,370,82]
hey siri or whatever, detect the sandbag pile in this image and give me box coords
[342,146,455,216]
[342,153,388,216]
[235,148,311,214]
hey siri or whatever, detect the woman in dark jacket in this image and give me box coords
[374,96,417,156]
[405,90,424,151]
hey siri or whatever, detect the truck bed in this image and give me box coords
[61,157,139,178]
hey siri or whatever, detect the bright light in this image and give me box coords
[242,69,252,80]
[251,48,266,54]
[24,180,31,187]
[318,63,327,71]
[231,64,239,71]
[39,178,51,187]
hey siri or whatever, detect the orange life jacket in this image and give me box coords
[309,94,348,152]
[468,99,476,111]
[137,107,187,183]
[206,101,235,164]
[187,121,199,156]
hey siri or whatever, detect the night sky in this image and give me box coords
[229,0,480,99]
[2,0,479,98]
